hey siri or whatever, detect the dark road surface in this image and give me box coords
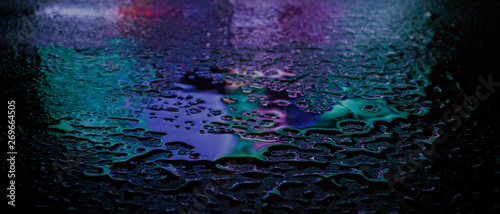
[1,0,499,213]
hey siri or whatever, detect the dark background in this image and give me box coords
[1,0,500,213]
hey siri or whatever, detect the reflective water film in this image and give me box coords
[1,0,499,213]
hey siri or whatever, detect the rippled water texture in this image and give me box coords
[2,0,499,213]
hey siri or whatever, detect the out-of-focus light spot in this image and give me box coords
[38,5,119,18]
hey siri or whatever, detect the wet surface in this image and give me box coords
[1,0,500,213]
